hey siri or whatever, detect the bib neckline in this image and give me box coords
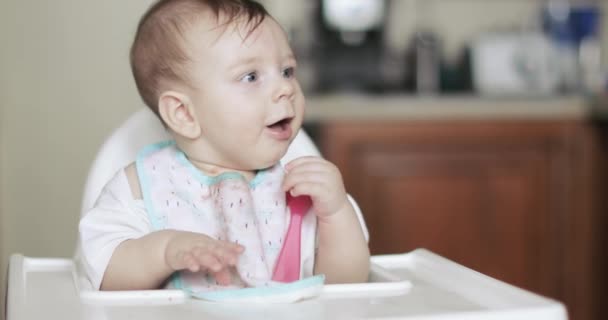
[173,145,272,188]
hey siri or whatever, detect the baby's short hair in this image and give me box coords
[130,0,268,118]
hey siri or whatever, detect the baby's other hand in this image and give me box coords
[164,231,244,285]
[282,156,349,218]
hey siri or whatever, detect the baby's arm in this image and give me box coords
[81,164,243,291]
[282,157,370,283]
[102,229,243,290]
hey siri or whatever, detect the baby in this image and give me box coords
[79,0,370,293]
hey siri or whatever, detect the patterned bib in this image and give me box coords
[136,141,315,294]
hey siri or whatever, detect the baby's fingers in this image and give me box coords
[221,240,245,255]
[180,252,202,272]
[288,181,326,198]
[284,156,327,171]
[212,268,233,286]
[212,241,244,265]
[190,249,224,272]
[195,242,243,267]
[282,171,327,193]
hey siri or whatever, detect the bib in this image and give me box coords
[136,141,316,295]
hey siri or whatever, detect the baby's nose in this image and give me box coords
[273,77,295,102]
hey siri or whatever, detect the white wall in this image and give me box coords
[0,1,155,314]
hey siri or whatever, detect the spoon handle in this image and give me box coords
[271,194,311,282]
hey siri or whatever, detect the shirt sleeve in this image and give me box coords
[348,194,369,243]
[78,168,152,290]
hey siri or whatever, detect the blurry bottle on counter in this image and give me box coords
[405,0,441,95]
[542,0,580,93]
[572,3,604,94]
[413,31,441,95]
[440,46,473,94]
[578,28,604,94]
[542,0,604,94]
[405,33,474,95]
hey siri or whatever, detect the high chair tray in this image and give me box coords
[6,249,567,320]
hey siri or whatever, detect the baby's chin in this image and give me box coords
[232,139,293,171]
[249,150,289,171]
[256,156,286,170]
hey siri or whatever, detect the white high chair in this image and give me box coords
[6,109,568,320]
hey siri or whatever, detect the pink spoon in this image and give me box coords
[272,193,312,282]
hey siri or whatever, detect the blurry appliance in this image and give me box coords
[313,0,388,92]
[322,0,385,34]
[543,0,603,93]
[471,33,560,96]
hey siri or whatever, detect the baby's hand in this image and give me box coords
[164,231,244,285]
[282,156,349,218]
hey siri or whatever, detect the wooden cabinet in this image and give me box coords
[318,120,603,320]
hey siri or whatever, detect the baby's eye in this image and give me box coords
[282,67,295,79]
[241,72,258,83]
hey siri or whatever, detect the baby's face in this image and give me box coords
[184,15,305,170]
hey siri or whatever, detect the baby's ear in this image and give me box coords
[158,91,201,139]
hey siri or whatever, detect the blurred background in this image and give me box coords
[0,0,607,319]
[264,0,608,96]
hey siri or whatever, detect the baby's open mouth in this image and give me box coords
[266,117,294,140]
[267,118,292,131]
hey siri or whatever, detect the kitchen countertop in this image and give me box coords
[304,94,592,122]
